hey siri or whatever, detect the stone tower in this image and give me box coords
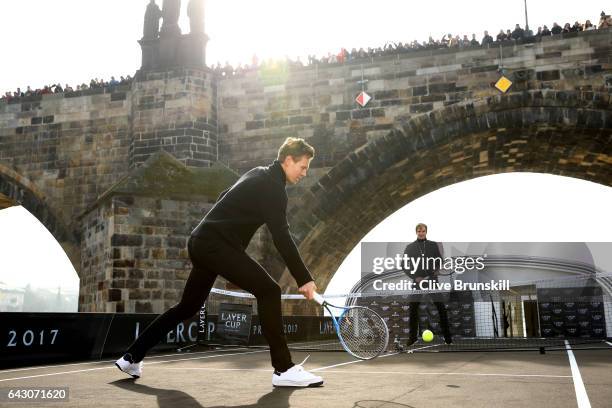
[78,1,225,312]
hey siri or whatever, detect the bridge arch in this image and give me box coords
[0,163,81,276]
[283,90,612,290]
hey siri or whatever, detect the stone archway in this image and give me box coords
[282,90,612,291]
[0,163,81,275]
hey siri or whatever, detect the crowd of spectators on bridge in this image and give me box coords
[212,10,612,78]
[1,75,132,103]
[3,10,611,99]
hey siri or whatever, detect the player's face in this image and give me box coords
[416,227,427,240]
[282,155,311,184]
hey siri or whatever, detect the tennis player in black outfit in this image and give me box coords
[402,223,452,346]
[115,137,323,387]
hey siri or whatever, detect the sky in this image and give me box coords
[325,173,612,294]
[1,0,610,93]
[0,1,611,297]
[0,206,79,292]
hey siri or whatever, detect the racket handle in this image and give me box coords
[312,292,325,305]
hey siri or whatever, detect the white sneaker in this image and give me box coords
[115,353,143,379]
[272,356,323,387]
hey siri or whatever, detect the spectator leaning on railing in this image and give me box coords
[2,75,133,103]
[511,24,525,40]
[482,30,493,45]
[599,11,612,28]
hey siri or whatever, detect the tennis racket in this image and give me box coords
[312,292,389,360]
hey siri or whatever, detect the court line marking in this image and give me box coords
[98,314,116,360]
[161,367,572,379]
[322,370,571,379]
[0,348,249,374]
[0,341,457,375]
[310,351,401,372]
[405,344,443,353]
[0,349,267,383]
[310,344,441,372]
[565,340,592,408]
[0,341,415,375]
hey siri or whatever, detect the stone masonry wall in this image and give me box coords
[79,194,216,313]
[130,68,218,169]
[0,86,132,240]
[217,29,612,176]
[79,195,113,311]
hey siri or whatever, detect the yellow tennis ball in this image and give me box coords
[422,330,434,342]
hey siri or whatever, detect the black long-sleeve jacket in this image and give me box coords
[191,160,314,287]
[402,239,443,281]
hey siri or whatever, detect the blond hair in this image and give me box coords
[415,223,428,232]
[277,137,315,162]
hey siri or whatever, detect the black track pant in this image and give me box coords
[125,233,294,372]
[408,294,452,341]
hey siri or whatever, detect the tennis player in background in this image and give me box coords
[402,223,453,346]
[115,137,324,387]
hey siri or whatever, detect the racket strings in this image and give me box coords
[337,307,388,359]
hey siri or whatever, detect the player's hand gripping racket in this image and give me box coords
[311,292,389,360]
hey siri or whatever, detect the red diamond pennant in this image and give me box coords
[355,91,372,107]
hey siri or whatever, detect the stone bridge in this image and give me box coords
[1,27,611,312]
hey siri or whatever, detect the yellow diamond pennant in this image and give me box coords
[495,76,512,93]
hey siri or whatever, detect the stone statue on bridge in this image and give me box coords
[143,0,162,40]
[161,0,181,36]
[137,0,209,72]
[187,0,205,34]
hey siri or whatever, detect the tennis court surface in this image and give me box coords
[1,341,610,408]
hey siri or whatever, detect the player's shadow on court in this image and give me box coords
[109,378,297,408]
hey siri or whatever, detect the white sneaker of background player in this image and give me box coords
[272,355,323,387]
[115,353,143,379]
